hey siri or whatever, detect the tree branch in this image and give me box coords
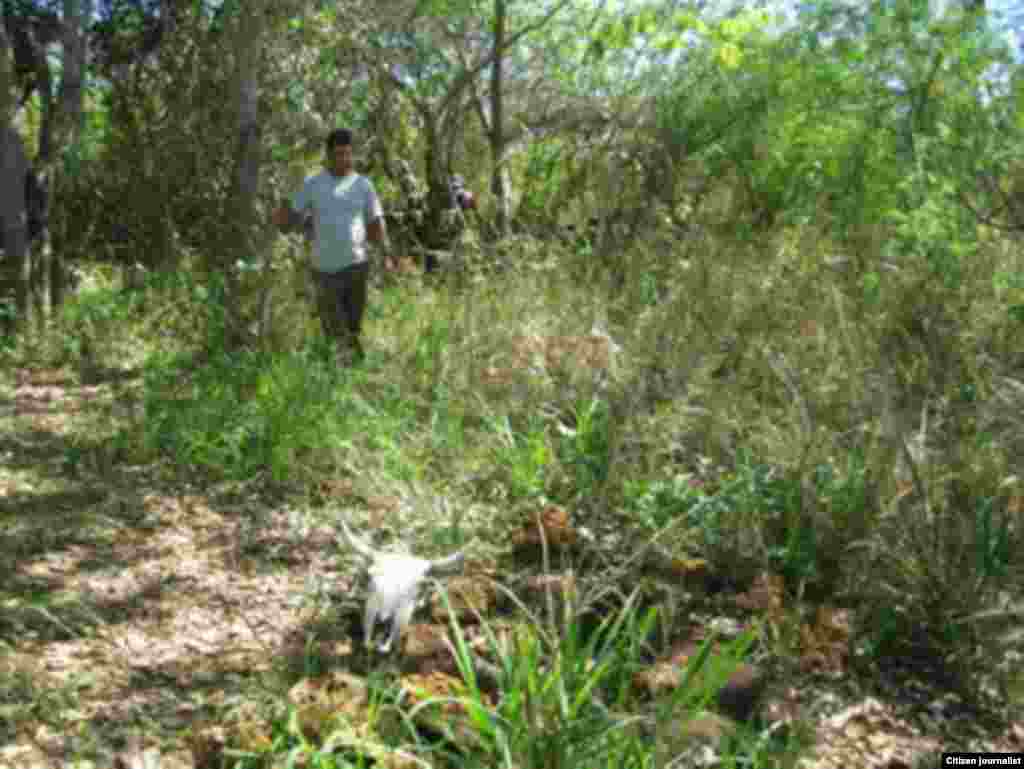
[438,0,574,119]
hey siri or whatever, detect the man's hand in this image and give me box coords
[272,205,294,230]
[367,216,387,246]
[378,245,397,273]
[367,216,395,270]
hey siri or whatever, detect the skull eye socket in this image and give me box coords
[368,613,396,648]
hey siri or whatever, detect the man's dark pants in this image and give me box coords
[312,262,369,362]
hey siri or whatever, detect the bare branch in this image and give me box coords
[957,185,1024,233]
[438,0,575,119]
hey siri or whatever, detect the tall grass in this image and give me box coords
[406,584,768,769]
[15,192,1022,759]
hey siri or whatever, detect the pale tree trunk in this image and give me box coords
[422,111,450,247]
[49,0,90,311]
[489,0,511,238]
[221,1,266,347]
[13,1,90,324]
[32,30,55,322]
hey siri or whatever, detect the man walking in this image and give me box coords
[272,128,391,364]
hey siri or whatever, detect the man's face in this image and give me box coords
[329,143,354,176]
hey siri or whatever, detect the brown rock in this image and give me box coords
[403,623,452,659]
[513,504,578,548]
[634,645,768,723]
[734,572,786,613]
[715,663,768,722]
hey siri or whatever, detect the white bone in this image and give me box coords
[339,519,378,563]
[340,520,464,654]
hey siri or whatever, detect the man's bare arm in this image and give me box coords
[367,216,395,269]
[367,216,387,245]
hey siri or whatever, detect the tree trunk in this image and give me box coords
[221,1,265,347]
[422,113,451,249]
[30,18,55,323]
[378,0,570,248]
[0,14,32,336]
[231,4,263,236]
[48,0,90,311]
[0,124,30,335]
[489,0,510,238]
[0,9,12,120]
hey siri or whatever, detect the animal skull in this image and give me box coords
[340,520,465,654]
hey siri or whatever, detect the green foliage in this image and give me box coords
[14,267,145,368]
[624,474,724,537]
[625,454,799,539]
[144,346,333,483]
[647,0,1010,240]
[225,671,404,769]
[0,666,89,751]
[625,450,874,588]
[0,299,18,351]
[556,397,612,499]
[994,270,1024,325]
[519,142,568,223]
[412,315,452,389]
[488,413,551,501]
[138,285,414,484]
[55,282,135,360]
[433,587,756,769]
[7,0,1024,759]
[883,139,978,291]
[812,449,871,539]
[973,496,1013,582]
[852,481,1022,697]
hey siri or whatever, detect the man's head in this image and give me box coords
[325,128,354,177]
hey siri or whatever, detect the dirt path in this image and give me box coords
[1,367,352,767]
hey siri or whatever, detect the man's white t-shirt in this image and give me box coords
[292,171,384,273]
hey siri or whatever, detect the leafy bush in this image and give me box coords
[852,486,1022,699]
[18,266,143,367]
[487,413,552,502]
[556,397,612,500]
[141,344,387,484]
[625,448,878,590]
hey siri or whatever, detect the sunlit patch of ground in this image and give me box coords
[1,367,356,766]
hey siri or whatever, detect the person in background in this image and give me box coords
[421,175,477,274]
[450,175,476,212]
[272,128,393,364]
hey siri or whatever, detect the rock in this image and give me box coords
[634,641,768,722]
[716,663,768,722]
[513,504,578,548]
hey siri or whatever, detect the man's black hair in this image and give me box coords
[326,128,353,152]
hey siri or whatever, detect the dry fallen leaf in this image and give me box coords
[735,572,786,614]
[799,606,852,673]
[431,575,497,622]
[514,504,577,547]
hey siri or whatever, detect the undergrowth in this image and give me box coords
[6,210,1023,765]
